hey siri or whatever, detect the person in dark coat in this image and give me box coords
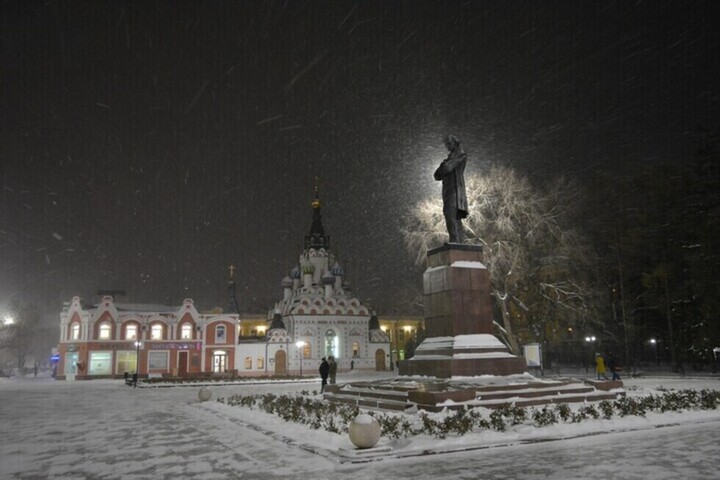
[434,135,468,244]
[608,354,621,381]
[319,357,330,393]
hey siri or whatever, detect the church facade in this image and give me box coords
[232,189,390,375]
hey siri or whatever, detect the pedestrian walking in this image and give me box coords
[319,357,330,393]
[595,353,608,380]
[608,354,621,381]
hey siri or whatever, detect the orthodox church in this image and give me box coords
[237,188,391,375]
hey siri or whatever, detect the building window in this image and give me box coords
[181,324,192,340]
[151,324,163,340]
[352,342,360,357]
[89,351,112,375]
[125,324,137,340]
[148,351,169,370]
[244,356,252,369]
[398,330,405,342]
[71,323,80,340]
[216,325,226,343]
[116,351,137,374]
[98,322,111,340]
[257,357,264,369]
[303,342,312,359]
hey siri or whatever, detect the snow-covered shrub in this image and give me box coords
[555,403,572,422]
[598,400,614,420]
[531,406,557,427]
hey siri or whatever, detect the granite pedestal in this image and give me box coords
[399,243,526,378]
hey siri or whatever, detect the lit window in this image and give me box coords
[352,342,360,357]
[126,324,137,340]
[99,322,111,340]
[71,323,80,340]
[257,357,264,369]
[303,342,311,359]
[216,325,226,343]
[213,351,228,373]
[244,356,252,369]
[181,324,192,339]
[151,324,163,340]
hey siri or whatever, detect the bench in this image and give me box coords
[124,373,139,386]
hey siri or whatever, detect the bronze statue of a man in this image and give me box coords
[434,135,468,243]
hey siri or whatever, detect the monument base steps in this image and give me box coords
[324,377,625,413]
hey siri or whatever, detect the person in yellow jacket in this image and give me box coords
[595,353,609,380]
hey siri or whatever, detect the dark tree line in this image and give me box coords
[588,142,720,369]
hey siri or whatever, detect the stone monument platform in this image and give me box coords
[324,375,625,412]
[399,243,525,378]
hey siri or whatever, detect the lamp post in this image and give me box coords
[649,338,658,366]
[295,340,305,376]
[584,336,596,374]
[134,341,142,388]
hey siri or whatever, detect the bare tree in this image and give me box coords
[402,165,604,355]
[0,303,41,372]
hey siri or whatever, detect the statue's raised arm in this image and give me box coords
[434,135,468,244]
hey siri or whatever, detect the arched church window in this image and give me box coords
[352,342,360,357]
[244,356,252,369]
[71,323,80,340]
[303,342,312,359]
[325,329,338,358]
[257,357,264,369]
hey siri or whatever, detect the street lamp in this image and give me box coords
[134,341,142,388]
[584,336,596,373]
[649,338,658,366]
[2,316,14,325]
[295,340,305,376]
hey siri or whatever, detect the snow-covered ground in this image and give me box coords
[1,371,719,479]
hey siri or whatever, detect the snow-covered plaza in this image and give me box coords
[1,371,719,479]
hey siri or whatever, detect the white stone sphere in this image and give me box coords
[348,414,381,449]
[198,387,212,402]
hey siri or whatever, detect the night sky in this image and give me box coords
[1,1,718,321]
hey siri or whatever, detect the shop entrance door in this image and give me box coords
[178,351,188,376]
[65,353,78,381]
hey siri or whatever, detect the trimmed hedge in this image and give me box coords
[216,388,720,439]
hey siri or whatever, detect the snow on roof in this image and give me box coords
[111,303,180,313]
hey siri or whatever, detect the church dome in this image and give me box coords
[322,270,335,285]
[300,258,314,274]
[290,267,301,279]
[281,276,293,288]
[331,262,344,276]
